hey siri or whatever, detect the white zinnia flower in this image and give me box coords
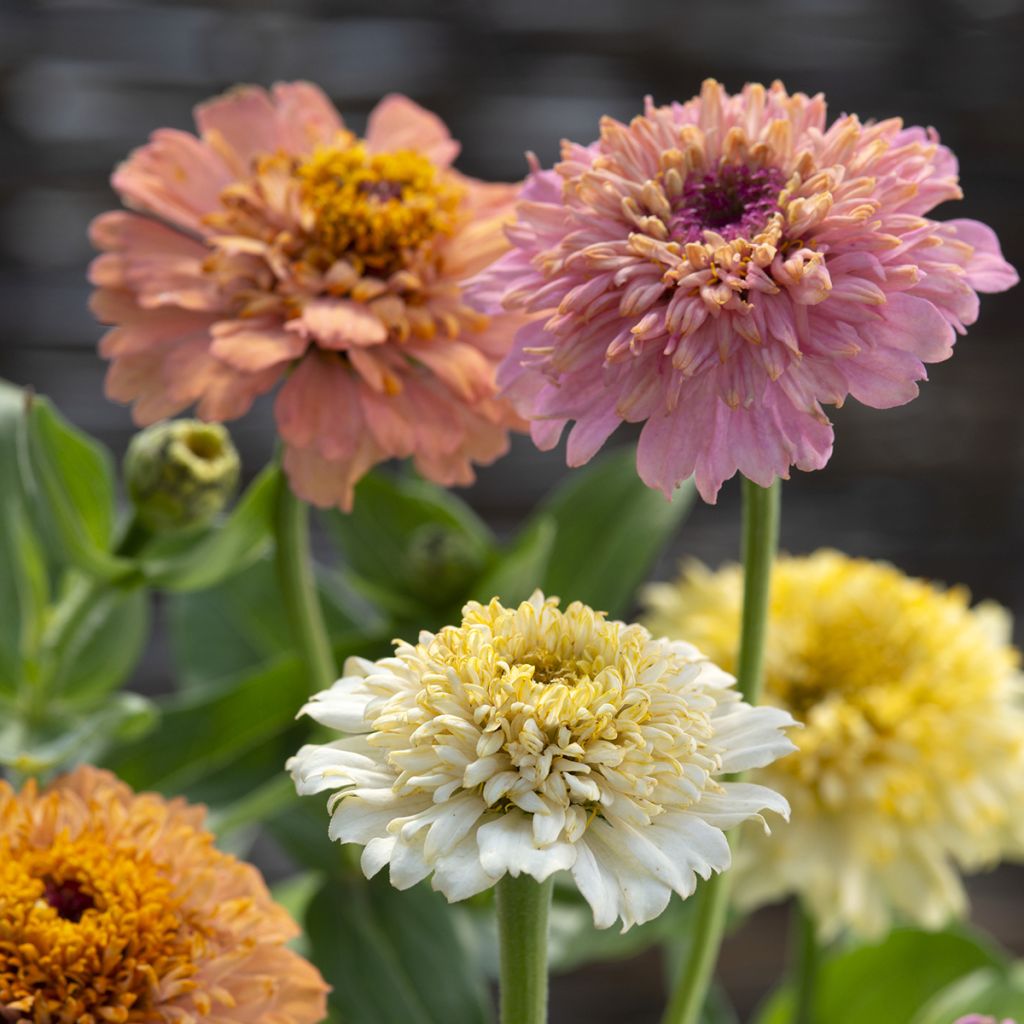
[287,591,796,930]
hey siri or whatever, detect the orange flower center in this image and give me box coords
[0,830,203,1022]
[296,139,463,275]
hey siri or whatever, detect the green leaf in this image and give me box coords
[306,874,493,1024]
[44,577,149,701]
[473,516,556,606]
[103,657,310,792]
[529,448,696,616]
[0,381,48,693]
[271,871,324,957]
[755,927,1006,1024]
[138,465,278,592]
[21,392,133,581]
[0,691,157,775]
[324,470,497,613]
[168,555,376,689]
[913,964,1024,1024]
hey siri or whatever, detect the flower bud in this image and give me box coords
[124,420,240,532]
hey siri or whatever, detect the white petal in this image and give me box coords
[713,705,797,773]
[695,782,791,829]
[330,794,431,844]
[424,794,487,863]
[646,811,731,886]
[389,839,432,890]
[287,740,391,796]
[532,804,567,846]
[581,820,673,930]
[570,838,621,930]
[362,835,395,878]
[299,676,377,732]
[476,812,577,881]
[431,833,501,902]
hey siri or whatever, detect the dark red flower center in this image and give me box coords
[669,164,786,243]
[42,877,95,922]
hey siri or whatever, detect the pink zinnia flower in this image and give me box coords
[470,79,1017,502]
[90,83,522,509]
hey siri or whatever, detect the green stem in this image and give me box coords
[496,874,553,1024]
[273,474,336,692]
[661,477,781,1024]
[734,477,781,705]
[791,901,821,1024]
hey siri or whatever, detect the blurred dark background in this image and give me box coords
[1,0,1023,1019]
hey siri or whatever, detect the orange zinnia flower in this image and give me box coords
[90,83,522,509]
[0,766,328,1022]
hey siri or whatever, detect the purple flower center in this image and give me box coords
[42,877,95,922]
[669,164,786,243]
[357,179,406,202]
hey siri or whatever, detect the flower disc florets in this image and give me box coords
[470,79,1018,502]
[288,592,795,930]
[643,551,1024,939]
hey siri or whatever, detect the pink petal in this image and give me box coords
[404,340,496,402]
[195,85,280,172]
[210,317,310,371]
[88,211,221,312]
[873,292,956,363]
[112,129,231,234]
[365,94,460,167]
[286,298,388,349]
[945,218,1020,293]
[270,81,345,154]
[842,347,926,409]
[566,407,622,466]
[283,441,378,512]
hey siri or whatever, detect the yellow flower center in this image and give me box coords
[0,830,202,1020]
[367,595,715,829]
[296,140,463,275]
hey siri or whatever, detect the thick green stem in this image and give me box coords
[273,475,336,692]
[791,901,821,1024]
[661,477,781,1024]
[496,874,553,1024]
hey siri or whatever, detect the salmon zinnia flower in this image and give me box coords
[470,79,1018,502]
[0,766,328,1022]
[288,592,795,930]
[642,551,1024,939]
[90,83,521,509]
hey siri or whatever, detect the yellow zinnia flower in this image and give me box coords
[642,550,1024,940]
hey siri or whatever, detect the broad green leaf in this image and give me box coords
[324,470,497,613]
[139,465,278,591]
[103,657,310,792]
[473,516,555,606]
[206,773,298,841]
[754,927,1006,1024]
[529,448,696,616]
[21,393,133,581]
[44,576,149,701]
[913,964,1024,1024]
[0,381,48,693]
[271,871,324,957]
[306,874,493,1024]
[0,691,157,775]
[268,794,351,877]
[168,555,378,689]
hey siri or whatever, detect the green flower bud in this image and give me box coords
[124,420,240,532]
